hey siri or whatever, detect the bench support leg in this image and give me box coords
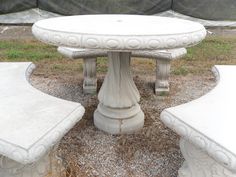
[0,147,64,177]
[179,138,236,177]
[83,58,97,94]
[94,51,144,134]
[0,154,51,177]
[155,59,170,95]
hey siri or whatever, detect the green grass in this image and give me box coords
[0,35,236,78]
[0,39,71,76]
[171,35,236,76]
[4,50,62,61]
[97,57,108,73]
[185,36,234,61]
[172,66,189,76]
[0,40,49,50]
[0,40,63,61]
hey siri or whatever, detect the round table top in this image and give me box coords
[32,14,206,50]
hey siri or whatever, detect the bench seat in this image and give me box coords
[0,62,85,177]
[58,47,187,94]
[161,65,236,176]
[57,47,187,60]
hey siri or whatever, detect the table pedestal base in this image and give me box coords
[94,104,144,134]
[94,51,144,134]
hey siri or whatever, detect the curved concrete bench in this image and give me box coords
[0,62,85,177]
[161,65,236,177]
[58,47,187,94]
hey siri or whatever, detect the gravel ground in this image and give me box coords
[31,73,216,177]
[1,25,226,177]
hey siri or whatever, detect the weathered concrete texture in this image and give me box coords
[161,65,236,176]
[0,62,85,176]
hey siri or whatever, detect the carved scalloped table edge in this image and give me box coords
[32,25,206,51]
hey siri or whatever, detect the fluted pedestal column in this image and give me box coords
[94,51,144,134]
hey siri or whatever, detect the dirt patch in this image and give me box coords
[208,27,236,36]
[0,25,33,40]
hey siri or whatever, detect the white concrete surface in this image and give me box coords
[32,15,206,50]
[0,62,85,176]
[161,65,236,176]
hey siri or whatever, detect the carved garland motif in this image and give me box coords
[161,111,236,173]
[32,25,206,50]
[178,138,236,177]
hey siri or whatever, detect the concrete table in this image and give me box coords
[32,15,206,134]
